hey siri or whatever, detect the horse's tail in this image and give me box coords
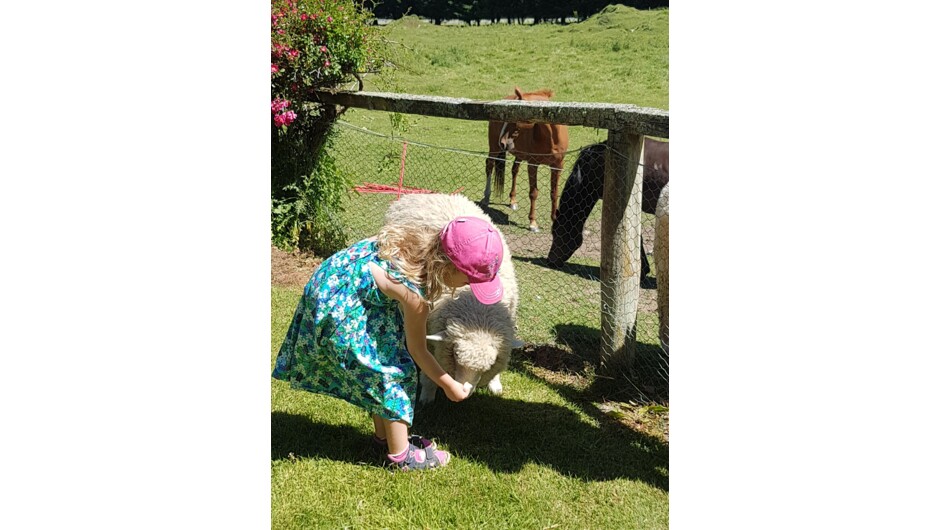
[494,152,506,198]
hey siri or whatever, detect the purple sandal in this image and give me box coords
[371,434,437,458]
[385,442,451,471]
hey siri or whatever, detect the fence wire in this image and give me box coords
[328,119,668,403]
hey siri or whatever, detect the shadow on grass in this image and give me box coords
[514,256,657,290]
[476,202,541,233]
[418,393,667,490]
[272,391,668,491]
[514,255,600,281]
[481,323,670,489]
[548,323,669,403]
[474,201,512,226]
[271,412,380,465]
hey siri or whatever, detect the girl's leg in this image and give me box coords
[372,414,387,442]
[372,414,436,456]
[383,418,410,456]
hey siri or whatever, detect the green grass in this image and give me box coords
[273,285,669,529]
[363,5,668,149]
[273,6,669,528]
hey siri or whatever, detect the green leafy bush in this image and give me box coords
[271,0,383,254]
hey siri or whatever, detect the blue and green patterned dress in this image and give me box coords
[272,238,423,425]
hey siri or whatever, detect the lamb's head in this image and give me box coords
[427,319,521,395]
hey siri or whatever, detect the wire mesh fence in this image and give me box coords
[327,118,668,402]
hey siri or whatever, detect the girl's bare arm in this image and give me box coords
[370,262,470,402]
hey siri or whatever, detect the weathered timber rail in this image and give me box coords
[311,90,669,375]
[310,90,669,137]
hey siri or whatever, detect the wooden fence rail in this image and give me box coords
[310,89,669,374]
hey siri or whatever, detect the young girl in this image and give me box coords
[272,215,506,471]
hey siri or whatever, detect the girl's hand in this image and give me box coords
[442,379,472,402]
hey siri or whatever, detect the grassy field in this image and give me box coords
[272,5,669,528]
[349,5,668,148]
[272,284,668,529]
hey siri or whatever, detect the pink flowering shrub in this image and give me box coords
[271,0,385,253]
[270,0,378,133]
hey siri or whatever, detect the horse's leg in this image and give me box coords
[483,155,494,206]
[485,152,506,206]
[549,164,562,222]
[509,159,522,211]
[527,162,539,232]
[495,154,506,199]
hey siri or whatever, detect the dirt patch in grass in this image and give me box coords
[271,246,321,288]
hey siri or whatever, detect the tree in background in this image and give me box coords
[371,1,667,24]
[271,0,385,253]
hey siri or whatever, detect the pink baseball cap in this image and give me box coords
[440,216,504,305]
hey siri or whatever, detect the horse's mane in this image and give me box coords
[510,87,555,100]
[524,88,554,99]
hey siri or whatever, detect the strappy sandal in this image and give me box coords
[371,434,437,458]
[385,442,451,472]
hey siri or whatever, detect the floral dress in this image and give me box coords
[272,239,423,425]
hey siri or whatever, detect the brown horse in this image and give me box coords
[483,87,569,232]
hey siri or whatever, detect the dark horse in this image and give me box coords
[482,87,570,232]
[547,139,669,286]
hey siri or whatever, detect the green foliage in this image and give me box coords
[388,111,410,137]
[370,0,668,23]
[271,0,386,252]
[271,131,352,255]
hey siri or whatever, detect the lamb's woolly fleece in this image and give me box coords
[654,183,669,353]
[383,193,520,395]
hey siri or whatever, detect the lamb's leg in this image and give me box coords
[487,373,503,395]
[418,372,437,404]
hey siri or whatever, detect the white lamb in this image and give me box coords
[383,193,522,404]
[654,183,669,354]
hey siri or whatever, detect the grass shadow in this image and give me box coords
[271,412,379,464]
[474,200,559,234]
[271,393,668,490]
[500,324,668,454]
[548,323,669,403]
[474,201,513,226]
[416,393,667,489]
[514,255,600,281]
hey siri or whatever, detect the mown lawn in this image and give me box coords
[272,284,669,529]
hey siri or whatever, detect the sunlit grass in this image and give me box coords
[272,285,668,530]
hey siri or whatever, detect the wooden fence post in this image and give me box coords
[599,129,644,375]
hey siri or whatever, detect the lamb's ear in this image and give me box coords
[426,333,449,342]
[511,339,526,349]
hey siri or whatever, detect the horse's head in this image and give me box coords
[547,214,582,267]
[494,87,556,153]
[513,86,554,101]
[497,122,520,152]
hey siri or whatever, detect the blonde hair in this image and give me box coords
[375,221,454,305]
